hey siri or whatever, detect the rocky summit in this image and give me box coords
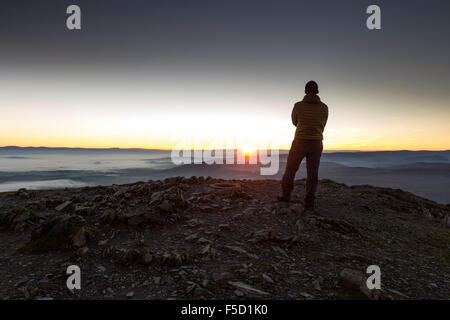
[0,177,448,300]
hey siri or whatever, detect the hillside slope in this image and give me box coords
[0,177,449,300]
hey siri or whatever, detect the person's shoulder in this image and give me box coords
[293,101,302,111]
[294,101,306,109]
[320,101,328,110]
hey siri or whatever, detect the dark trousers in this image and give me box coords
[281,139,323,207]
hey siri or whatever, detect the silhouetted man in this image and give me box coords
[278,81,328,212]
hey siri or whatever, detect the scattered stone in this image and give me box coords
[262,274,274,283]
[153,277,161,285]
[141,253,153,265]
[0,177,448,300]
[15,276,30,288]
[77,246,89,256]
[299,292,314,299]
[97,265,107,272]
[184,233,199,242]
[72,227,87,248]
[312,279,321,291]
[55,201,72,212]
[234,289,244,297]
[225,245,248,254]
[339,268,378,300]
[158,200,173,213]
[20,215,87,253]
[212,272,233,283]
[228,281,269,296]
[219,224,231,230]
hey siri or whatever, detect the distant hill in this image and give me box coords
[1,148,449,203]
[0,146,169,154]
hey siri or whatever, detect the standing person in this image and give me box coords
[278,81,328,213]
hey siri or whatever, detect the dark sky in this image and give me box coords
[1,0,449,150]
[2,0,450,73]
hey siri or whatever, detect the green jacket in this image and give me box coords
[292,94,328,140]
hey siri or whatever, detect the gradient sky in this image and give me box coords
[1,0,449,150]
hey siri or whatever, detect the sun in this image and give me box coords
[242,145,257,155]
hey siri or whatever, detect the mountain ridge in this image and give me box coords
[0,177,448,299]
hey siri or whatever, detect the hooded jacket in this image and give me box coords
[291,94,328,140]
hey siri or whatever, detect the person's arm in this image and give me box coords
[291,104,298,126]
[323,105,329,127]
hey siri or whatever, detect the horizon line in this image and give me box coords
[1,145,449,152]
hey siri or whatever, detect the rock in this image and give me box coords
[262,274,274,283]
[428,283,438,289]
[72,227,87,248]
[339,268,379,300]
[198,205,214,212]
[150,190,165,204]
[296,219,305,232]
[225,245,248,254]
[11,212,30,231]
[193,287,213,298]
[299,292,314,299]
[141,253,153,265]
[272,246,288,258]
[219,224,231,230]
[385,288,409,299]
[17,189,30,199]
[158,200,173,213]
[153,277,161,285]
[184,233,199,242]
[97,265,106,272]
[186,283,197,294]
[17,286,30,299]
[289,203,303,215]
[161,252,184,266]
[77,246,89,256]
[317,217,361,235]
[20,215,87,253]
[200,244,211,255]
[127,214,147,226]
[126,291,135,298]
[443,215,450,227]
[312,279,321,290]
[1,208,37,231]
[212,272,233,283]
[37,277,52,289]
[228,281,269,296]
[106,288,115,296]
[93,195,103,202]
[15,276,30,288]
[55,201,72,212]
[74,205,94,215]
[186,218,203,227]
[197,237,211,244]
[234,289,244,297]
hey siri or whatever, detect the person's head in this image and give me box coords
[305,80,319,94]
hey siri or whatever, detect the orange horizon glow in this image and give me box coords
[1,74,449,153]
[0,143,448,152]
